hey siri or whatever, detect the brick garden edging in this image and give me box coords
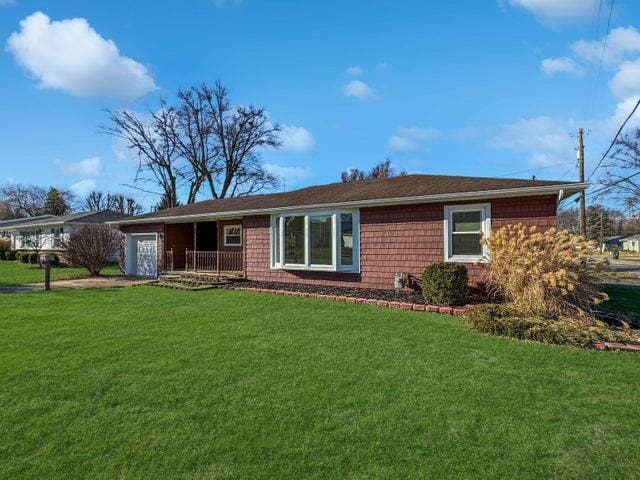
[231,286,467,316]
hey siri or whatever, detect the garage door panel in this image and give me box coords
[130,235,157,277]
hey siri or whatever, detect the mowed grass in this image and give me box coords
[0,261,120,286]
[602,284,640,315]
[1,287,640,479]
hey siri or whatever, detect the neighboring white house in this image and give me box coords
[1,211,126,253]
[623,234,640,253]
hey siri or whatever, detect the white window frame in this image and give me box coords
[223,225,242,247]
[443,203,491,263]
[270,209,360,273]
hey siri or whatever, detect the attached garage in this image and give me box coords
[125,234,158,277]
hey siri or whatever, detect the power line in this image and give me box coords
[586,0,615,124]
[586,97,640,181]
[496,162,573,178]
[587,170,640,197]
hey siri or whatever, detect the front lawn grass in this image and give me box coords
[0,261,120,286]
[1,287,639,479]
[602,284,640,315]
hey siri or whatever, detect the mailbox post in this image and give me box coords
[41,254,55,291]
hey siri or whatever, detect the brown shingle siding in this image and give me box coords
[243,195,557,290]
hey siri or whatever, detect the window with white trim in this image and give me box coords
[51,227,63,248]
[223,225,242,246]
[271,210,359,272]
[444,204,490,262]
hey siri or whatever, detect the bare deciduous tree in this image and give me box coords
[341,159,407,182]
[600,129,640,208]
[0,185,47,217]
[190,81,281,198]
[62,224,118,276]
[103,81,282,206]
[19,228,47,264]
[84,191,143,216]
[103,104,181,209]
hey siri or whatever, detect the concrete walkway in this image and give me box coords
[0,276,155,293]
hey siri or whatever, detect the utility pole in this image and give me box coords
[577,128,587,237]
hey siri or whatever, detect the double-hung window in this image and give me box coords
[271,210,359,272]
[223,225,242,246]
[444,203,490,262]
[51,227,63,248]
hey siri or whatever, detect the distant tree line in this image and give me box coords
[0,184,142,221]
[558,204,640,241]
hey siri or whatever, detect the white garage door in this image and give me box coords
[132,235,157,277]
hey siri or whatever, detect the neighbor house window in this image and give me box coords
[51,227,63,248]
[444,204,490,262]
[223,225,242,246]
[271,210,359,272]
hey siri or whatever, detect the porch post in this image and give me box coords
[193,222,198,271]
[216,220,220,274]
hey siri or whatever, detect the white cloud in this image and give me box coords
[387,125,442,152]
[342,80,375,99]
[278,125,316,153]
[69,179,97,196]
[387,136,419,152]
[346,65,362,76]
[6,12,157,100]
[504,0,600,25]
[376,62,389,71]
[54,157,103,177]
[571,27,640,66]
[0,0,16,6]
[487,116,575,166]
[264,163,313,188]
[540,56,582,75]
[609,59,640,100]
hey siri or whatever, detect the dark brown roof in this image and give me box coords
[119,174,583,223]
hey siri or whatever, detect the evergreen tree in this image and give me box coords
[44,188,71,216]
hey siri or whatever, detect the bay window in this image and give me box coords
[271,210,359,272]
[444,203,490,262]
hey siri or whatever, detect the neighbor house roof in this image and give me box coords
[113,174,588,225]
[3,211,127,230]
[0,215,55,229]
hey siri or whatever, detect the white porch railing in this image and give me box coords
[184,250,244,274]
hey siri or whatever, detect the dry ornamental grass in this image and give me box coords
[482,224,608,319]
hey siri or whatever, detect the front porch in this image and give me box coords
[163,220,244,275]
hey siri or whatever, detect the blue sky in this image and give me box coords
[1,0,640,209]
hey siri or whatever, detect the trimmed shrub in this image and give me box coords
[422,263,469,306]
[19,252,30,264]
[28,252,38,264]
[50,253,60,266]
[483,224,608,318]
[5,250,16,261]
[464,304,638,348]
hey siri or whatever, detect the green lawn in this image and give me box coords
[602,284,640,315]
[1,287,639,479]
[0,261,120,286]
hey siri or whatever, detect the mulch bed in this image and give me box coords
[229,281,471,316]
[233,281,427,303]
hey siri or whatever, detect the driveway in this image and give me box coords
[0,276,155,293]
[605,258,640,286]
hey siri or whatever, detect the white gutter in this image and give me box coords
[111,182,589,226]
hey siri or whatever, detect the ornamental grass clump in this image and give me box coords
[482,224,608,318]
